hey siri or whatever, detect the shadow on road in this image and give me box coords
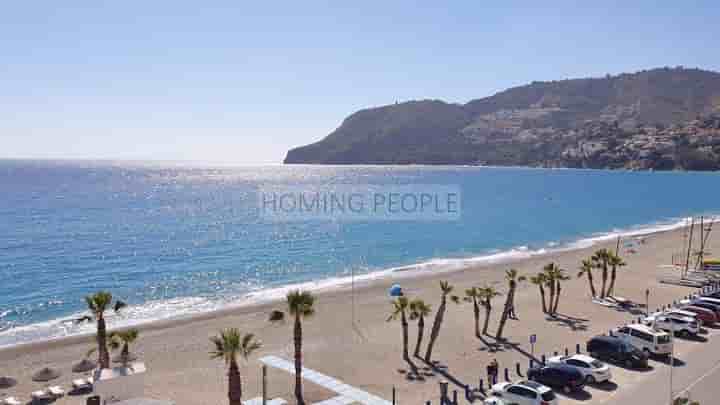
[590,381,619,392]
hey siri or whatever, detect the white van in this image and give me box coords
[613,324,673,356]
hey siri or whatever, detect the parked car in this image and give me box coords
[490,380,558,405]
[613,324,673,357]
[700,291,720,299]
[661,308,699,318]
[586,335,649,369]
[483,396,520,405]
[681,305,718,325]
[642,313,700,337]
[693,296,720,308]
[527,364,585,394]
[547,354,612,384]
[681,299,720,317]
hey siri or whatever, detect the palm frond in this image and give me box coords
[287,290,316,317]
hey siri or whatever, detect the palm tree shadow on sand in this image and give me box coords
[397,357,428,382]
[416,356,477,398]
[478,334,543,364]
[545,312,590,332]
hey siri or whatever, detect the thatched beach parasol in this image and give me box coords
[31,367,61,382]
[72,358,97,373]
[0,376,17,389]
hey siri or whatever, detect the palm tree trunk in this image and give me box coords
[600,262,608,299]
[538,285,547,313]
[424,296,446,362]
[121,343,130,366]
[587,271,597,298]
[608,265,617,297]
[548,282,556,316]
[294,314,305,405]
[401,311,409,361]
[482,301,492,335]
[414,316,425,357]
[553,281,561,314]
[473,299,480,338]
[496,285,515,340]
[97,316,110,369]
[228,358,243,405]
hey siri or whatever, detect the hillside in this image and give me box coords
[284,67,720,170]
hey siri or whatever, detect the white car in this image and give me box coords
[643,313,700,336]
[490,380,558,405]
[662,308,701,322]
[483,397,515,405]
[547,354,612,384]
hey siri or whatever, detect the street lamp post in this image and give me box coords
[646,289,650,316]
[669,330,675,404]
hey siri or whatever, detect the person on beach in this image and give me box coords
[488,359,499,384]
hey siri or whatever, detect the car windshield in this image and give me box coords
[657,335,671,344]
[541,391,556,401]
[590,360,604,368]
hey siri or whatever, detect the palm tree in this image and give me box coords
[209,329,262,405]
[547,266,570,314]
[577,259,597,298]
[424,281,454,363]
[478,285,501,335]
[109,328,139,365]
[592,249,612,298]
[83,292,127,369]
[387,296,411,361]
[606,253,626,297]
[463,287,483,337]
[409,299,432,357]
[496,269,526,340]
[270,290,315,405]
[530,273,548,313]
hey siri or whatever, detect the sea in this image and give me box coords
[1,160,718,348]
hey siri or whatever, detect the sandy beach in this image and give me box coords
[1,225,716,405]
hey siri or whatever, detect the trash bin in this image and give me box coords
[86,395,101,405]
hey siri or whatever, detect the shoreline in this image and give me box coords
[0,213,709,352]
[1,221,716,405]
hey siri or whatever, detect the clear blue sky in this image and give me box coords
[2,1,719,163]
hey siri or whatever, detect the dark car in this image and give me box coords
[688,301,720,317]
[586,335,649,369]
[527,364,585,394]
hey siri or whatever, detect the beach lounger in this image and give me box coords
[31,389,53,402]
[608,296,633,308]
[72,377,94,390]
[47,386,65,397]
[3,397,22,405]
[592,297,617,307]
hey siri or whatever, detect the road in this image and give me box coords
[596,327,720,404]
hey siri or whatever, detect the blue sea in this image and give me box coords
[1,160,718,347]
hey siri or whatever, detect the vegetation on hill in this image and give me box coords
[284,67,720,170]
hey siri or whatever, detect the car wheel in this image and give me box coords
[586,375,596,384]
[644,348,651,358]
[681,329,690,337]
[625,359,633,368]
[563,385,572,394]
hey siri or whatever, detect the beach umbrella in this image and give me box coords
[32,367,61,382]
[389,284,403,297]
[0,376,17,389]
[72,358,97,373]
